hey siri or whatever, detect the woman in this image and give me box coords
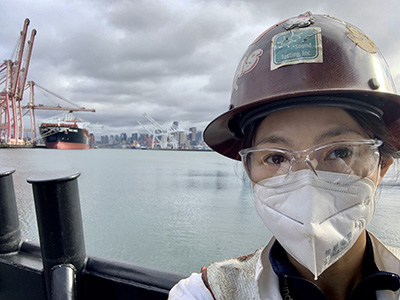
[169,12,400,299]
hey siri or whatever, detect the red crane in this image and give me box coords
[0,18,36,145]
[1,19,95,146]
[24,81,95,142]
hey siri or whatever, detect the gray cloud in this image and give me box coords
[1,0,400,136]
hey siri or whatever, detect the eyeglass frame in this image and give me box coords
[238,138,383,181]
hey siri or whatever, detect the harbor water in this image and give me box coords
[0,148,399,276]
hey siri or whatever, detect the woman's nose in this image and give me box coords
[290,157,319,177]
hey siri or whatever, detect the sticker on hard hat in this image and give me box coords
[284,11,315,30]
[271,27,323,70]
[232,49,263,92]
[345,25,377,54]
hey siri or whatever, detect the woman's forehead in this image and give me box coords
[254,107,367,147]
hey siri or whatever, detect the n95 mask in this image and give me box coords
[254,169,376,280]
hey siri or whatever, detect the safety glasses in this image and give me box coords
[239,139,383,185]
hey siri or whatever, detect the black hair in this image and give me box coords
[346,110,400,159]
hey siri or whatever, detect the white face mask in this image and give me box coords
[254,169,376,280]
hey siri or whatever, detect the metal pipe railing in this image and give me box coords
[0,168,21,254]
[51,264,76,300]
[0,169,182,299]
[28,171,86,300]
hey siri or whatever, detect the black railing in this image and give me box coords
[0,169,183,300]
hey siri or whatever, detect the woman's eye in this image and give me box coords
[327,148,352,160]
[262,154,287,165]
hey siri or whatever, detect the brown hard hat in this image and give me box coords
[203,12,400,160]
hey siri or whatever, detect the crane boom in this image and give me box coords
[143,113,165,132]
[17,29,36,100]
[24,81,95,112]
[140,113,180,149]
[33,82,85,109]
[23,105,95,112]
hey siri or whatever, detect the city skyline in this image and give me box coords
[97,124,205,149]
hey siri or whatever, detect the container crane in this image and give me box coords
[138,113,180,149]
[0,18,36,145]
[23,81,96,142]
[137,120,161,149]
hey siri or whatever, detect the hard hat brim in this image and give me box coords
[203,90,400,160]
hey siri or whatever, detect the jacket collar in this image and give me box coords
[255,238,282,299]
[369,232,400,274]
[255,235,400,300]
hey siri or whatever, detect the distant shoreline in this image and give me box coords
[133,147,212,152]
[0,143,213,152]
[0,143,37,149]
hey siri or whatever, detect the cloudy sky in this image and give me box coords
[1,0,400,136]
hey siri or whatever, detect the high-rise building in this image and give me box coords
[189,127,197,146]
[101,135,109,144]
[139,134,148,142]
[189,127,197,141]
[120,133,127,142]
[178,131,188,148]
[196,131,203,142]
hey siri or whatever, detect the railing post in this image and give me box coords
[0,168,21,253]
[27,171,86,300]
[51,264,77,300]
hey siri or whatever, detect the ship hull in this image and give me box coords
[44,141,91,149]
[39,124,92,149]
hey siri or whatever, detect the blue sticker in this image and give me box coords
[271,27,323,70]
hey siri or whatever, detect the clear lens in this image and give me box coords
[239,139,382,184]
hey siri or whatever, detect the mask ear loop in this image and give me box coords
[371,152,382,211]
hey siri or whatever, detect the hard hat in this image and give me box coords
[203,12,400,160]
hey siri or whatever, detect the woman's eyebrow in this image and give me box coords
[314,126,364,143]
[254,135,293,147]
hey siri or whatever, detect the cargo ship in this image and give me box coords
[39,112,94,149]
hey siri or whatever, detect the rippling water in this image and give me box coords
[0,148,399,275]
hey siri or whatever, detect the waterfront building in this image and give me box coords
[178,131,188,148]
[120,133,127,142]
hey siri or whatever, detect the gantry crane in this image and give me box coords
[138,113,181,149]
[23,81,95,141]
[0,19,36,145]
[1,19,94,146]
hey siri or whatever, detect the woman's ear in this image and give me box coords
[379,157,394,179]
[375,157,394,187]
